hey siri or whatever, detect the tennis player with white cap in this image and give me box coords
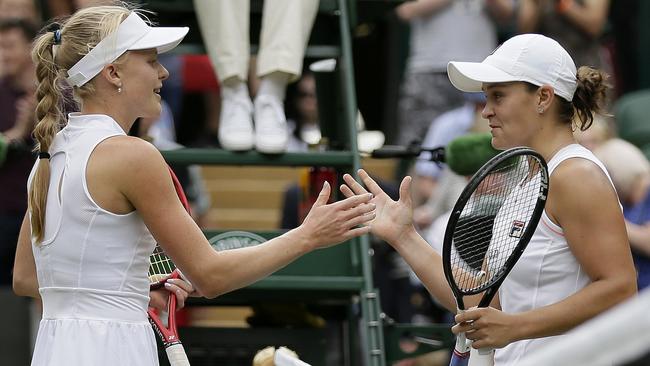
[338,33,637,366]
[12,4,376,365]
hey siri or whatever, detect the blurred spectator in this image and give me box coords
[394,0,513,147]
[44,0,111,17]
[412,92,489,232]
[0,18,38,365]
[518,0,610,70]
[573,114,612,151]
[285,72,320,152]
[593,138,650,290]
[193,0,318,154]
[0,0,40,77]
[0,18,37,285]
[0,0,41,23]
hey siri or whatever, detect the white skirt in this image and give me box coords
[32,287,159,366]
[32,318,159,366]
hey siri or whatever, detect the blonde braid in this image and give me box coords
[29,31,65,242]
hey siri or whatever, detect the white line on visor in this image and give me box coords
[66,12,188,87]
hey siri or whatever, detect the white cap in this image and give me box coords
[447,34,577,101]
[66,12,189,87]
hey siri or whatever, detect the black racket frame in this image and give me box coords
[442,147,549,310]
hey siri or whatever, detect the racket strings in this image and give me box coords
[149,245,176,283]
[451,156,543,293]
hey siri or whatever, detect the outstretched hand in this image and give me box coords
[340,169,414,245]
[299,181,376,250]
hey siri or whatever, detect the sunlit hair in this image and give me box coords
[29,3,141,242]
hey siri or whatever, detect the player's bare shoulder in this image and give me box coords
[95,134,161,163]
[90,135,168,188]
[95,135,163,167]
[551,157,613,193]
[547,157,618,225]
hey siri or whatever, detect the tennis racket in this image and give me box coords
[148,166,191,366]
[443,147,549,366]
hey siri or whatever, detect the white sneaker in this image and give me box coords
[218,91,254,151]
[254,94,288,154]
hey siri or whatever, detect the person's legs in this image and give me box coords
[194,0,250,82]
[257,0,318,80]
[194,0,254,151]
[254,0,318,153]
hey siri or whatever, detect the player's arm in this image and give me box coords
[556,0,609,38]
[626,221,650,256]
[395,0,452,22]
[508,159,637,341]
[485,0,516,25]
[394,227,459,311]
[13,214,40,299]
[104,137,373,299]
[517,0,543,34]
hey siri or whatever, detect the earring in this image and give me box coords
[537,107,544,114]
[117,84,122,93]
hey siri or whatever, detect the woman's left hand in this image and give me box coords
[452,307,522,349]
[149,278,195,311]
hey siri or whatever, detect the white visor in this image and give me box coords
[66,12,189,87]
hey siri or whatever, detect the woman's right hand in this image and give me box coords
[340,169,415,245]
[299,181,376,250]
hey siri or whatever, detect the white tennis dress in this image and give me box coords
[29,113,159,366]
[495,144,616,366]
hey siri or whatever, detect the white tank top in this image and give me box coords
[28,113,156,318]
[494,144,616,366]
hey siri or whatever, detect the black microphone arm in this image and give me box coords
[370,145,446,163]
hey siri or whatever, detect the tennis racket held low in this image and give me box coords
[443,148,549,366]
[147,166,192,365]
[148,270,190,366]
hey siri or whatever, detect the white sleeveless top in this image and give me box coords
[494,144,616,366]
[28,113,159,366]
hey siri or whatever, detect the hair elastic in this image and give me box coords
[38,152,51,160]
[53,29,61,45]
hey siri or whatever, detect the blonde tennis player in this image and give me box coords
[12,4,375,365]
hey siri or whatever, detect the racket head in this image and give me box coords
[442,147,549,309]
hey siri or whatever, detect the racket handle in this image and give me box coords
[449,333,470,366]
[468,347,494,366]
[166,343,190,366]
[449,352,470,366]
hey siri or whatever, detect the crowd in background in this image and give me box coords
[1,0,649,365]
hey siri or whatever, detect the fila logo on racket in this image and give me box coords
[509,220,526,238]
[540,172,549,200]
